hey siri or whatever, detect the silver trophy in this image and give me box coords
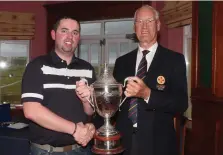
[88,63,124,154]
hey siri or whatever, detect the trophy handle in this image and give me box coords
[119,76,147,111]
[119,77,129,111]
[80,77,95,112]
[123,77,129,88]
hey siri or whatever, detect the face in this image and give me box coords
[134,7,160,47]
[51,19,80,55]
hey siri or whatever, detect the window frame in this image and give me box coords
[78,18,137,75]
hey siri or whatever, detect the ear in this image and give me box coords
[51,30,56,40]
[133,24,136,33]
[157,20,161,31]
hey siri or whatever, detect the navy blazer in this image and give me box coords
[113,45,188,155]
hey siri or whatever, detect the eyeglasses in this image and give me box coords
[135,18,156,25]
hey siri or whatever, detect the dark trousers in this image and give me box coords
[130,132,138,155]
[122,129,138,155]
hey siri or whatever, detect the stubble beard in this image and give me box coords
[55,43,75,56]
[62,45,74,53]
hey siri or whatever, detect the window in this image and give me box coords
[78,40,101,75]
[79,19,137,76]
[0,40,29,105]
[105,20,134,35]
[80,23,101,36]
[106,38,137,64]
[183,25,192,120]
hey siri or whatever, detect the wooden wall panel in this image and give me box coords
[192,98,219,155]
[192,97,223,155]
[191,2,223,155]
[198,1,213,88]
[191,1,199,89]
[212,2,223,97]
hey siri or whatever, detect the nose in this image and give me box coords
[67,32,73,39]
[142,22,148,29]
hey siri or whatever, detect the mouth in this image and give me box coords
[141,31,149,34]
[141,33,149,36]
[64,41,72,46]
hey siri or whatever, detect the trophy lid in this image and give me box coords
[92,63,119,87]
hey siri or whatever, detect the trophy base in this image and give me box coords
[92,131,124,154]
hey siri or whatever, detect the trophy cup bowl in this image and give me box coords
[89,64,124,155]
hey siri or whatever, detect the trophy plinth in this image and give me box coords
[92,111,124,154]
[90,64,124,154]
[92,133,124,155]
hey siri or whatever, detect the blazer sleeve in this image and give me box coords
[113,57,123,84]
[145,54,188,114]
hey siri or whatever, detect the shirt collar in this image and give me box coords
[138,42,158,55]
[50,50,78,65]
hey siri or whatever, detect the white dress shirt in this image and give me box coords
[133,42,158,127]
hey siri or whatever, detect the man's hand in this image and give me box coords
[85,123,95,143]
[76,80,90,103]
[73,122,95,146]
[85,123,95,138]
[76,80,94,115]
[124,76,150,100]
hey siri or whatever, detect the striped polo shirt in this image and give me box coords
[21,51,96,146]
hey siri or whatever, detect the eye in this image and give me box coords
[61,29,68,33]
[135,20,143,24]
[73,31,79,36]
[139,20,143,24]
[148,18,155,23]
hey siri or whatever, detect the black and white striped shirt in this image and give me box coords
[21,51,96,146]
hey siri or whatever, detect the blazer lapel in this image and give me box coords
[127,48,138,76]
[145,45,163,80]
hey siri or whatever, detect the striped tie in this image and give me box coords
[128,50,149,124]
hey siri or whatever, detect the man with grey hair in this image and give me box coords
[113,5,188,155]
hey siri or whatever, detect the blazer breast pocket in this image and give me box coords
[155,75,168,91]
[147,74,169,91]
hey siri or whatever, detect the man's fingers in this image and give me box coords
[77,80,86,86]
[124,90,131,97]
[126,84,139,94]
[78,122,84,126]
[74,123,95,146]
[80,93,88,98]
[129,76,141,83]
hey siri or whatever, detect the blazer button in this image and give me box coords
[153,109,156,111]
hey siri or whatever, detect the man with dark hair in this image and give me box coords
[22,17,96,155]
[53,17,81,32]
[113,5,188,155]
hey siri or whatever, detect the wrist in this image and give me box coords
[144,87,150,100]
[72,123,77,136]
[82,99,89,105]
[83,100,92,108]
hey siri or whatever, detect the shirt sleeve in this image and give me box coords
[21,59,44,104]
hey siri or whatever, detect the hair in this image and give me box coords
[53,16,81,32]
[134,5,160,21]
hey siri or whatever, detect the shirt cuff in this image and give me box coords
[144,95,150,103]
